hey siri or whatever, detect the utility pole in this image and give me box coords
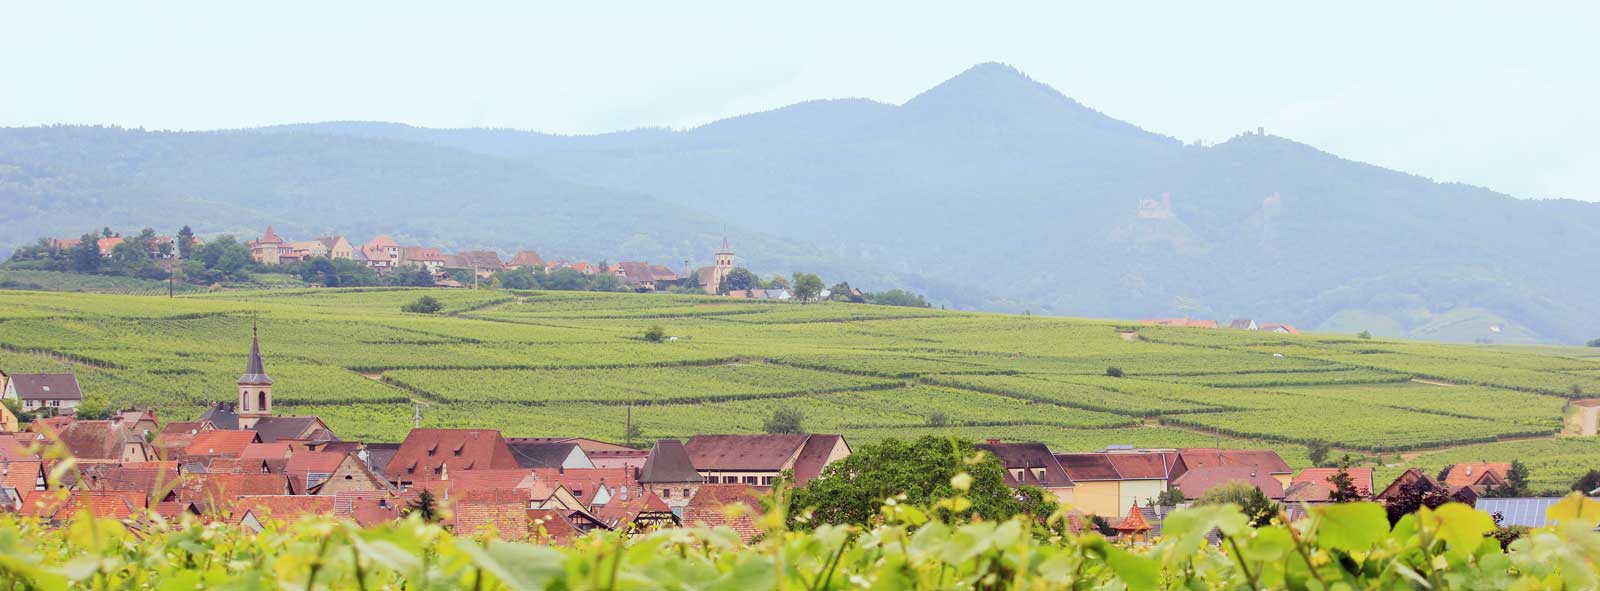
[625,404,633,448]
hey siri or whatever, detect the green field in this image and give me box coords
[1,287,1596,491]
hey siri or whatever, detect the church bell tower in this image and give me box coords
[237,323,273,428]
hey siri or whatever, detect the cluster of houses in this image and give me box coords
[1140,318,1301,334]
[48,235,197,259]
[0,335,1579,542]
[245,226,745,294]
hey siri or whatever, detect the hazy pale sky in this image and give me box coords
[3,1,1597,201]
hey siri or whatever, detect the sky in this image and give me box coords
[3,1,1597,201]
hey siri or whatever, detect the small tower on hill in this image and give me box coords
[237,324,273,428]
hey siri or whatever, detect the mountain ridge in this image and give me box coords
[3,63,1596,343]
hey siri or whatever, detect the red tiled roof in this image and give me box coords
[185,430,260,457]
[791,435,847,486]
[449,490,530,540]
[240,442,294,460]
[1115,502,1151,532]
[287,451,349,475]
[1442,463,1511,488]
[174,473,290,513]
[387,429,521,482]
[1291,467,1375,499]
[526,509,581,544]
[1174,449,1292,478]
[0,460,44,491]
[507,250,544,268]
[1104,452,1176,480]
[684,434,811,472]
[1054,453,1123,481]
[229,495,335,527]
[1171,467,1285,500]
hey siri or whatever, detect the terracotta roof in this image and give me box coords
[639,439,701,483]
[1258,323,1301,335]
[1115,502,1151,532]
[205,458,280,474]
[532,468,634,506]
[684,434,812,472]
[258,226,284,244]
[977,442,1073,488]
[0,460,44,491]
[386,429,521,482]
[507,250,545,268]
[96,237,123,256]
[53,490,146,520]
[526,509,581,543]
[588,449,649,471]
[1104,452,1176,480]
[1173,449,1292,480]
[185,430,260,457]
[682,484,764,543]
[791,435,847,485]
[174,473,290,513]
[408,469,541,502]
[1441,463,1511,488]
[592,489,674,530]
[240,442,293,460]
[6,374,83,401]
[1291,467,1375,499]
[401,246,446,263]
[287,451,349,475]
[54,420,145,460]
[229,495,335,527]
[366,235,398,248]
[449,251,504,271]
[1171,467,1285,500]
[1055,453,1123,481]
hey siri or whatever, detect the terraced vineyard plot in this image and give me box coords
[845,424,1311,466]
[1159,368,1412,388]
[1277,383,1568,426]
[1302,352,1600,397]
[770,353,1000,378]
[1397,438,1600,493]
[383,363,895,404]
[927,374,1218,416]
[200,288,514,314]
[818,386,1138,428]
[1161,407,1558,451]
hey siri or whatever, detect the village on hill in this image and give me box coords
[0,328,1578,542]
[4,225,930,305]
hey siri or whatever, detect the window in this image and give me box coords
[762,476,775,486]
[242,396,250,411]
[682,488,691,498]
[257,391,267,411]
[24,401,34,408]
[704,476,717,484]
[743,476,758,485]
[50,400,60,407]
[662,489,671,499]
[722,476,738,484]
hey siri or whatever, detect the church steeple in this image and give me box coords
[238,322,273,424]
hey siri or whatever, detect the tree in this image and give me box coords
[1105,367,1124,378]
[1306,440,1331,467]
[718,268,759,293]
[868,289,931,308]
[405,489,440,522]
[1155,487,1188,506]
[587,273,627,292]
[176,226,196,259]
[765,275,790,290]
[828,282,864,303]
[70,233,101,273]
[791,273,824,303]
[1572,469,1600,493]
[1357,330,1373,339]
[926,411,949,428]
[1326,461,1363,503]
[1384,477,1455,525]
[494,268,540,290]
[1196,481,1278,527]
[402,295,443,314]
[542,268,589,291]
[763,407,804,434]
[789,436,1054,527]
[1485,460,1530,498]
[643,325,665,343]
[1588,338,1600,348]
[74,393,113,420]
[101,227,114,239]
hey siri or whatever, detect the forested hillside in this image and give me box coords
[5,63,1599,342]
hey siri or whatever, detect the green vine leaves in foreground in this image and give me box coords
[0,486,1597,590]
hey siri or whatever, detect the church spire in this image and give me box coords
[239,321,272,386]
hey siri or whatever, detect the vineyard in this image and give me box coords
[1,287,1598,487]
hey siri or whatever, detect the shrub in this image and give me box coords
[401,295,443,314]
[1358,330,1373,339]
[643,325,665,343]
[1105,367,1124,378]
[926,411,949,427]
[763,407,804,434]
[1588,338,1600,347]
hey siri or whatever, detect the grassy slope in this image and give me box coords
[1,287,1595,491]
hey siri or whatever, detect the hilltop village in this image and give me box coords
[4,226,922,304]
[0,331,1564,542]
